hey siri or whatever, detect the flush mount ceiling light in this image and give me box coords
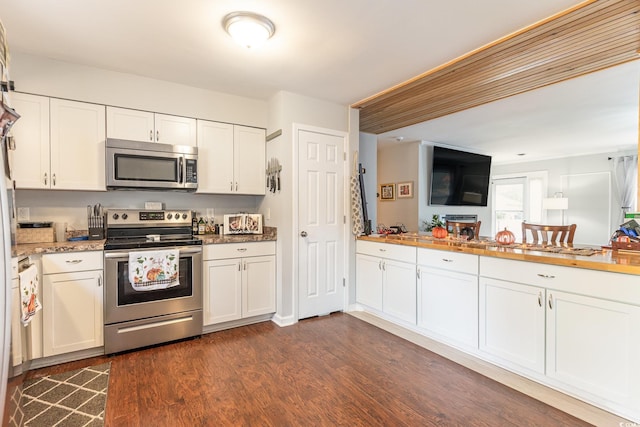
[222,11,275,49]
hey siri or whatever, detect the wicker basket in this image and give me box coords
[16,227,55,244]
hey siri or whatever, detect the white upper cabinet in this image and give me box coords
[106,106,196,147]
[197,120,265,195]
[11,94,105,191]
[50,99,106,190]
[10,93,50,189]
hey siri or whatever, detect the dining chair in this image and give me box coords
[521,223,577,245]
[446,220,481,240]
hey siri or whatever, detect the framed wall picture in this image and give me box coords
[398,181,413,198]
[379,183,395,201]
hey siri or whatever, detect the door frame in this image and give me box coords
[292,123,349,321]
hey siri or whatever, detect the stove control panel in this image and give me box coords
[106,209,193,227]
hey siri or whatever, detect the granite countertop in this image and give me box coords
[359,233,640,276]
[12,226,278,258]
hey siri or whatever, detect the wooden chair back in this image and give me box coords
[446,221,481,240]
[521,223,577,245]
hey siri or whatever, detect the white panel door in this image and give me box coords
[50,99,106,190]
[155,113,197,146]
[547,290,640,407]
[234,125,266,195]
[203,259,242,325]
[298,129,345,319]
[10,93,50,189]
[196,120,234,194]
[106,106,154,142]
[479,277,545,374]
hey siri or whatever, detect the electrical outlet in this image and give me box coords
[17,207,30,221]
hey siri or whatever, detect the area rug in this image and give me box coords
[15,362,110,427]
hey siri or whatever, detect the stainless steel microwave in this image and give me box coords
[106,139,198,191]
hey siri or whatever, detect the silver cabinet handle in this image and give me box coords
[230,181,233,191]
[238,262,241,272]
[378,260,382,270]
[149,130,153,141]
[382,261,386,271]
[65,259,83,264]
[416,268,421,279]
[538,291,542,307]
[243,261,247,271]
[156,130,160,141]
[548,293,553,310]
[98,275,102,287]
[537,273,555,279]
[300,231,308,237]
[44,172,48,186]
[235,182,238,191]
[52,173,56,186]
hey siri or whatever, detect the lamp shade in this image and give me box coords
[542,197,569,210]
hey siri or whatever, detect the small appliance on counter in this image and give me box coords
[223,213,263,235]
[87,204,105,240]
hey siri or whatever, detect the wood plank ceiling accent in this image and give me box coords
[353,0,640,135]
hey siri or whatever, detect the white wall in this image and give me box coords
[261,91,349,324]
[10,52,267,127]
[377,142,420,231]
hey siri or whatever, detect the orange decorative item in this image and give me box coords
[432,226,448,239]
[495,228,516,245]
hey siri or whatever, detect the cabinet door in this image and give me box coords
[203,258,242,325]
[196,120,234,193]
[242,255,276,318]
[382,259,417,324]
[418,266,478,349]
[106,106,154,142]
[42,270,103,356]
[356,254,383,311]
[11,280,22,367]
[50,99,106,190]
[547,290,640,409]
[233,125,265,195]
[10,93,50,189]
[155,113,197,146]
[479,277,545,374]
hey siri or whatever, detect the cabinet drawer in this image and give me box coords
[356,240,416,263]
[417,248,478,274]
[42,251,103,274]
[204,241,276,260]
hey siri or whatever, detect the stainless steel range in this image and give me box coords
[103,209,202,354]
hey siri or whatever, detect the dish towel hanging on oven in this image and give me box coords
[19,264,41,325]
[129,249,180,291]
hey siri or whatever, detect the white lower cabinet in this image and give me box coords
[355,241,416,324]
[479,277,545,374]
[417,249,478,350]
[41,252,103,357]
[203,242,276,326]
[480,256,640,421]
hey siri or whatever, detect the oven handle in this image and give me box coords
[104,247,202,258]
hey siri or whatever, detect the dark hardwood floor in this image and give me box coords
[6,313,591,426]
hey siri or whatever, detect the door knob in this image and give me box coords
[300,231,308,237]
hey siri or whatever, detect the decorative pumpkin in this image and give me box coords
[495,228,516,245]
[432,226,448,239]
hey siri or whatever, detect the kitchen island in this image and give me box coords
[355,234,640,424]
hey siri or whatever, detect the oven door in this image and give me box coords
[104,246,202,324]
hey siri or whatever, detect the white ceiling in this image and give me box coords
[2,0,635,163]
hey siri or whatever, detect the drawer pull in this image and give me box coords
[65,259,83,264]
[237,248,248,252]
[379,248,386,252]
[442,258,453,263]
[537,273,555,279]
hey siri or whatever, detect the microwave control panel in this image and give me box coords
[185,159,197,184]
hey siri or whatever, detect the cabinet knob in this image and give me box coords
[300,231,308,237]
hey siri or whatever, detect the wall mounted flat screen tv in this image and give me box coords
[430,146,492,206]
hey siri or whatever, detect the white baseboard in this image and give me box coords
[271,313,297,327]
